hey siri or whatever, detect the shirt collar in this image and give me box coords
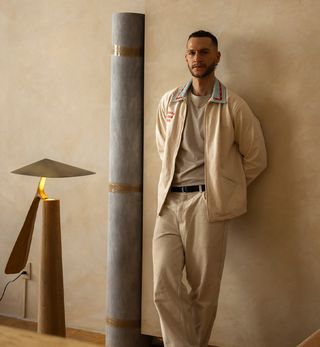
[174,78,227,104]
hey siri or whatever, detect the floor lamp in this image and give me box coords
[5,158,95,337]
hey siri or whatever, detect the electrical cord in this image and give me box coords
[0,271,26,302]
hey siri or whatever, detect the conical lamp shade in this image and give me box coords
[12,158,95,178]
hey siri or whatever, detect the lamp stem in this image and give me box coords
[38,199,66,337]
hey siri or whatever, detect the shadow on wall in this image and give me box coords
[216,36,320,347]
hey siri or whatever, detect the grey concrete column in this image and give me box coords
[106,13,149,347]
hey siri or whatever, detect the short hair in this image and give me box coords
[188,30,218,47]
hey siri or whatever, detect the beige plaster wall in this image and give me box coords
[142,1,320,346]
[0,0,144,333]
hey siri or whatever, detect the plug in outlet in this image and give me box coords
[22,262,31,280]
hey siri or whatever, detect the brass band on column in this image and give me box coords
[112,44,144,57]
[106,317,141,329]
[109,182,142,193]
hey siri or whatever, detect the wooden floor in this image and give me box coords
[0,316,219,346]
[0,315,162,346]
[0,315,105,345]
[0,316,220,347]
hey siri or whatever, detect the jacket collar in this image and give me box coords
[174,78,227,104]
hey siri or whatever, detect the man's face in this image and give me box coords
[185,37,221,79]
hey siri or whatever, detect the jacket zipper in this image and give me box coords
[167,100,188,193]
[204,103,209,218]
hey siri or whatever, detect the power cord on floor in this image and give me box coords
[0,271,26,302]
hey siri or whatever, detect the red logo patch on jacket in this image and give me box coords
[166,111,175,122]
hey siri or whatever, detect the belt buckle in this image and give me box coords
[182,186,188,193]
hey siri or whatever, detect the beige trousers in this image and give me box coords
[153,192,228,347]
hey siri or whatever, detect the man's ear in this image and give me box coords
[217,51,221,63]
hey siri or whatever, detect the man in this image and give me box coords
[153,30,267,347]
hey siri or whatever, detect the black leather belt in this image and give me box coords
[170,185,205,193]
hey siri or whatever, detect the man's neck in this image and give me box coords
[191,74,215,96]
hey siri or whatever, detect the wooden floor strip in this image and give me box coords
[0,315,104,345]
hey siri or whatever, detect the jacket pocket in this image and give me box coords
[214,175,238,211]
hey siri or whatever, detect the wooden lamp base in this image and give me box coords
[38,199,66,337]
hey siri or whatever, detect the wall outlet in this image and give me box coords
[22,262,31,280]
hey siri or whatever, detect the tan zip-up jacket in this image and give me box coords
[156,78,267,222]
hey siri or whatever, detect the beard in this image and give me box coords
[188,62,218,79]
